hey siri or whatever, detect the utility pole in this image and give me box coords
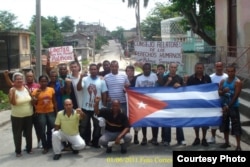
[35,0,42,79]
[93,34,95,62]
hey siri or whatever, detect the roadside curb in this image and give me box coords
[0,110,10,128]
[0,120,10,128]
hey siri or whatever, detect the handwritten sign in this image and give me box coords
[134,41,182,64]
[49,46,74,65]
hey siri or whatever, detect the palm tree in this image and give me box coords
[122,0,150,40]
[122,0,149,7]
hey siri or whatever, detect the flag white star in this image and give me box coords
[137,101,147,109]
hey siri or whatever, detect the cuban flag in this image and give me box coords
[126,83,222,127]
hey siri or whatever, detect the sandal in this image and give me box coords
[27,151,33,154]
[42,149,48,154]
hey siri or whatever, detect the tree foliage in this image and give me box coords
[60,16,75,32]
[0,10,23,30]
[141,2,179,40]
[29,15,63,49]
[95,34,109,50]
[111,27,126,47]
[169,0,215,45]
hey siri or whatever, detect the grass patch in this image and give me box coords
[0,90,10,111]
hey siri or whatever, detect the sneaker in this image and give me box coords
[72,150,79,154]
[235,146,242,151]
[121,148,127,154]
[151,139,159,146]
[207,137,216,144]
[91,144,101,148]
[220,143,231,148]
[141,137,147,146]
[163,141,169,146]
[192,138,200,146]
[178,140,186,146]
[42,149,48,154]
[133,134,139,144]
[16,153,22,157]
[37,141,42,149]
[201,139,209,147]
[106,147,112,153]
[27,150,33,154]
[53,154,61,160]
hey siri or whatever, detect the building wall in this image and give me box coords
[215,0,228,47]
[237,0,250,48]
[19,34,31,68]
[215,0,250,77]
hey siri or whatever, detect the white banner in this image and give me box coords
[49,46,74,64]
[134,41,182,64]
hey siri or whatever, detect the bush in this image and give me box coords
[0,90,10,111]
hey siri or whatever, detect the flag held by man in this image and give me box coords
[126,83,222,127]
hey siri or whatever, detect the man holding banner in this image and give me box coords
[187,62,212,147]
[162,62,186,146]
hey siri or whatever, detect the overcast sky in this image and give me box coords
[0,0,166,31]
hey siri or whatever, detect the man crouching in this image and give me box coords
[52,99,86,160]
[94,96,132,154]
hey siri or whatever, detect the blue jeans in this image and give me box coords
[163,127,185,143]
[37,112,55,149]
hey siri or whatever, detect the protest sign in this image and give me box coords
[134,41,182,64]
[48,46,74,66]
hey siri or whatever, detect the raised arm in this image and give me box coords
[3,70,13,87]
[94,96,101,115]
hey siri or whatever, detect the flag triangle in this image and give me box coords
[127,89,167,125]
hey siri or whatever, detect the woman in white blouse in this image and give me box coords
[8,72,33,157]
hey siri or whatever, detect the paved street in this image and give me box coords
[0,113,250,167]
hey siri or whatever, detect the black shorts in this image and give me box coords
[220,107,242,136]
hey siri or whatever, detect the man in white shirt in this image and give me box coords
[77,63,108,148]
[135,63,158,146]
[208,62,228,144]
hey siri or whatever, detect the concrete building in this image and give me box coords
[161,17,211,75]
[62,32,91,60]
[0,30,33,71]
[215,0,250,79]
[0,30,33,93]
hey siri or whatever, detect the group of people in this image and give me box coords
[5,57,243,160]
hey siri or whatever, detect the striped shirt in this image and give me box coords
[104,73,130,103]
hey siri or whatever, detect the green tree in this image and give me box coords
[169,0,215,45]
[29,16,63,48]
[141,2,179,40]
[60,16,75,32]
[0,10,23,30]
[95,34,109,50]
[111,27,126,48]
